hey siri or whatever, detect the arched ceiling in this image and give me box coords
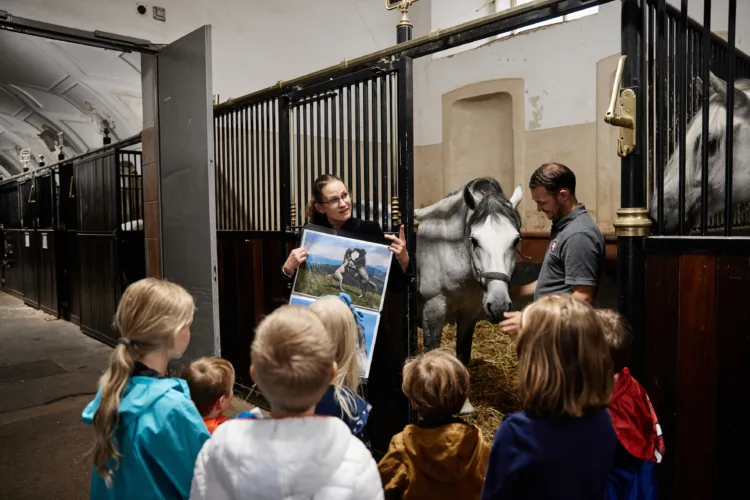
[0,31,142,179]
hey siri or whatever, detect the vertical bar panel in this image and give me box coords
[263,101,269,230]
[677,0,688,235]
[304,102,309,224]
[363,79,370,220]
[296,104,302,228]
[372,79,379,225]
[347,86,354,200]
[331,95,337,177]
[656,0,666,234]
[355,84,361,218]
[339,88,345,181]
[700,0,711,234]
[279,97,291,232]
[380,76,389,231]
[390,74,398,231]
[272,99,278,231]
[316,99,322,180]
[724,0,736,236]
[324,97,330,175]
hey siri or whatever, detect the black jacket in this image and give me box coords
[281,217,415,294]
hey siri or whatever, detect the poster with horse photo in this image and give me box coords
[292,228,393,312]
[289,293,381,379]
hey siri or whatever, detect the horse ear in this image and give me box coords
[463,181,478,210]
[509,184,523,210]
[696,76,719,99]
[708,71,727,98]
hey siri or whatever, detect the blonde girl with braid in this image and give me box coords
[82,278,210,499]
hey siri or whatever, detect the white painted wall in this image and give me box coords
[2,0,428,103]
[415,0,750,145]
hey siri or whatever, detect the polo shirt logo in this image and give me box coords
[549,239,558,253]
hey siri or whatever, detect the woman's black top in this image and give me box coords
[281,217,415,293]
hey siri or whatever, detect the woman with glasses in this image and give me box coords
[281,173,414,290]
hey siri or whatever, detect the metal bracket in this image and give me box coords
[604,55,636,158]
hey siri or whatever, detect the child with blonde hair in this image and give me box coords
[190,305,384,500]
[181,356,236,434]
[309,293,372,443]
[82,278,210,499]
[378,349,490,500]
[482,294,617,500]
[597,309,664,500]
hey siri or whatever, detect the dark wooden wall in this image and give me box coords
[1,185,23,298]
[644,238,750,500]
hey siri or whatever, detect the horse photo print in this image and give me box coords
[289,293,381,379]
[292,228,393,311]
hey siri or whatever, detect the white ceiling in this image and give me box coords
[0,30,143,178]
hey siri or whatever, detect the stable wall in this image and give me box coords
[414,0,750,233]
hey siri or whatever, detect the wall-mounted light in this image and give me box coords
[137,4,147,16]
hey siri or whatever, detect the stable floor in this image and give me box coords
[0,292,254,500]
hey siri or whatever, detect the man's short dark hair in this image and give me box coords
[529,162,576,196]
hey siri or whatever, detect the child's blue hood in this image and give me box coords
[82,376,191,427]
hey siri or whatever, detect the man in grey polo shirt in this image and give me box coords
[499,162,605,337]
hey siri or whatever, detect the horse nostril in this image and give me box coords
[507,301,512,311]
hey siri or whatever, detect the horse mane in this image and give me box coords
[468,192,522,232]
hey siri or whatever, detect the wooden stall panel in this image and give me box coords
[716,256,750,497]
[76,153,118,233]
[3,230,24,298]
[66,234,81,325]
[21,231,38,309]
[676,254,718,500]
[78,235,118,345]
[37,231,58,317]
[644,253,680,500]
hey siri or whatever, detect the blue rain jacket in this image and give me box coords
[82,376,210,500]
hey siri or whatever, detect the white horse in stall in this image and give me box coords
[649,72,750,232]
[416,177,523,414]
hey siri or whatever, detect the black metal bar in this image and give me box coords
[221,114,227,230]
[339,88,345,181]
[668,16,675,161]
[263,100,269,231]
[380,76,389,231]
[279,97,291,232]
[724,0,736,236]
[243,107,249,231]
[272,100,278,231]
[232,110,239,229]
[677,0,688,235]
[331,95,337,178]
[656,0,666,234]
[700,0,711,235]
[0,12,158,53]
[324,97,330,176]
[355,83,362,218]
[372,78,380,225]
[304,102,309,224]
[296,106,302,228]
[316,99,322,181]
[397,55,417,420]
[390,74,397,231]
[347,86,354,203]
[253,104,259,231]
[647,1,655,201]
[619,0,648,381]
[363,79,370,221]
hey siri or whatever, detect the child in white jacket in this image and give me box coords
[190,305,384,500]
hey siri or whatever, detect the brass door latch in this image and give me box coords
[604,55,636,158]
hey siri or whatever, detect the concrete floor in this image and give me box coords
[0,292,254,500]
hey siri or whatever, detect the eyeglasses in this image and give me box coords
[321,192,350,207]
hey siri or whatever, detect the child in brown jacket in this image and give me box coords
[378,349,490,499]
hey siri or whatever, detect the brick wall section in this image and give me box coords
[142,126,161,277]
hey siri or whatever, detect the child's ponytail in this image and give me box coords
[90,277,195,484]
[93,343,134,484]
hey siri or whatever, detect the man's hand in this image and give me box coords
[499,311,523,339]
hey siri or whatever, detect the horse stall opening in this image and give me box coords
[0,182,23,298]
[625,0,750,498]
[73,140,145,345]
[214,60,412,455]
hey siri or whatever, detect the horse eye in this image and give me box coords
[513,236,521,247]
[470,236,479,247]
[708,137,719,156]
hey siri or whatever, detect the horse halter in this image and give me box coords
[469,237,530,288]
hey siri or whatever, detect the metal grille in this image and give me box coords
[289,68,399,231]
[118,151,144,231]
[214,99,281,231]
[646,0,750,234]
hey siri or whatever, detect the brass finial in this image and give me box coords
[391,196,401,228]
[385,0,419,27]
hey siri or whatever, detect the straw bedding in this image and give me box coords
[416,321,521,443]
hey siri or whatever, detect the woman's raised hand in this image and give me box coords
[384,225,410,272]
[282,248,308,276]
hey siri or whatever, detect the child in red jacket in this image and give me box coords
[597,309,665,500]
[181,357,235,434]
